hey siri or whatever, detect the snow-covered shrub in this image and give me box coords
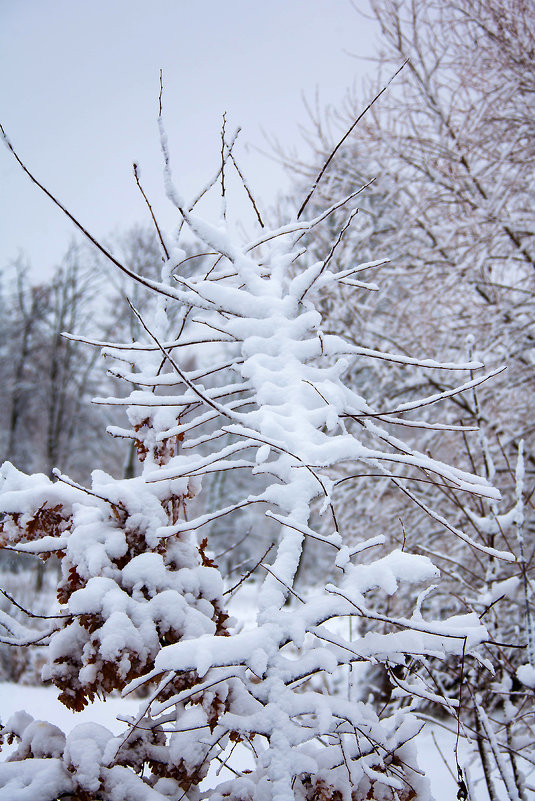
[0,127,510,800]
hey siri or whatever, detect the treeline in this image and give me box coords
[0,228,187,483]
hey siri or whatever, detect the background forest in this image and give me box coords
[0,2,534,800]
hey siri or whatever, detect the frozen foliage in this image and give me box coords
[0,125,512,801]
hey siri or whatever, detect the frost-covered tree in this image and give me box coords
[0,120,518,801]
[285,0,535,458]
[280,2,535,794]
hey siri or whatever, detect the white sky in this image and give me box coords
[1,0,378,280]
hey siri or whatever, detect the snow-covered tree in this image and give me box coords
[0,120,518,801]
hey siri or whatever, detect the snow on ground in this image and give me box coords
[0,682,139,738]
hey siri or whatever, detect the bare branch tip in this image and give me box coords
[158,69,164,117]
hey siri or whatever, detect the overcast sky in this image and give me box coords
[1,1,379,280]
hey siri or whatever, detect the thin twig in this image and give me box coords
[297,59,408,218]
[229,151,264,227]
[133,162,169,260]
[0,588,72,620]
[259,562,306,604]
[220,111,227,220]
[224,543,275,596]
[53,469,127,515]
[299,208,358,301]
